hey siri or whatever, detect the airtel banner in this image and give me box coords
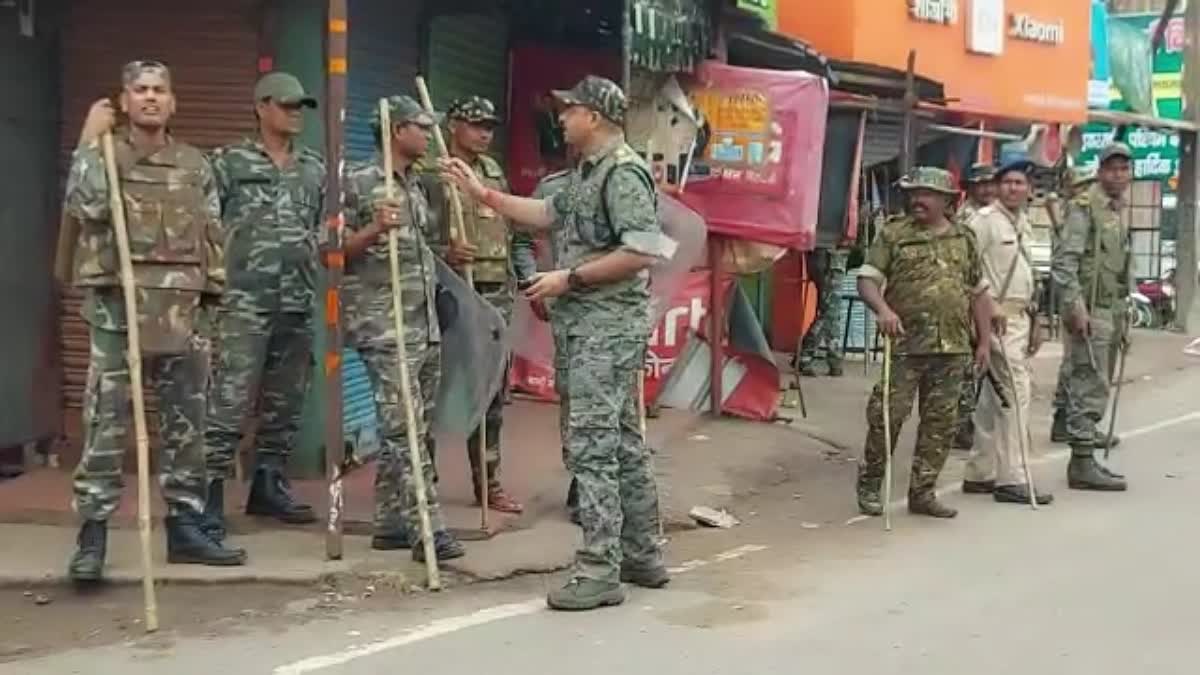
[511,271,725,404]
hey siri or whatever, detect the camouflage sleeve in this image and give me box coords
[605,166,676,260]
[961,227,988,295]
[342,169,370,232]
[207,147,233,216]
[64,143,110,223]
[201,157,225,296]
[511,231,539,280]
[419,173,450,256]
[1051,201,1089,310]
[858,227,892,285]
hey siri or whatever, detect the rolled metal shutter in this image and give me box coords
[425,11,510,161]
[345,0,421,161]
[57,0,261,463]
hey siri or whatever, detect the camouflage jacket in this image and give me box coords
[860,216,986,355]
[511,168,572,281]
[1051,183,1131,314]
[547,137,674,337]
[209,139,326,315]
[344,159,440,344]
[423,153,512,287]
[64,134,222,339]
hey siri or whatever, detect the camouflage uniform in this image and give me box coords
[1050,166,1098,438]
[798,248,847,375]
[65,133,223,522]
[423,96,517,502]
[857,167,986,509]
[546,77,674,586]
[951,163,997,450]
[1051,144,1132,489]
[344,98,448,540]
[204,139,325,478]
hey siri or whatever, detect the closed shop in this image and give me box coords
[57,0,263,462]
[344,0,423,161]
[0,4,61,449]
[424,8,511,160]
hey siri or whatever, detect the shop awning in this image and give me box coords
[725,26,834,80]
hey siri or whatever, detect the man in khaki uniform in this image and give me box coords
[953,163,999,449]
[426,96,523,514]
[962,157,1052,505]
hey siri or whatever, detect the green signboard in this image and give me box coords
[1077,123,1179,182]
[737,0,777,30]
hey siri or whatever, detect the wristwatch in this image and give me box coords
[567,267,585,291]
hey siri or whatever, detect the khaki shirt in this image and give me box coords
[967,203,1035,307]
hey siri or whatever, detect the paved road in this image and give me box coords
[11,366,1198,675]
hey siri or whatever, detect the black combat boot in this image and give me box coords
[1050,409,1070,443]
[68,520,108,584]
[200,478,227,543]
[371,525,411,551]
[566,477,581,525]
[412,530,465,563]
[245,461,316,524]
[1067,450,1127,491]
[166,514,248,566]
[620,563,671,589]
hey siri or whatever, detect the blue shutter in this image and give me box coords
[425,11,510,161]
[346,0,421,161]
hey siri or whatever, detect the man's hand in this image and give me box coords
[371,197,406,232]
[991,312,1008,337]
[877,307,905,338]
[79,99,116,147]
[440,157,487,201]
[530,298,550,322]
[1067,303,1091,337]
[974,343,991,373]
[446,239,478,268]
[525,270,570,301]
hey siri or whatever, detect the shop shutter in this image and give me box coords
[57,0,261,463]
[345,0,422,161]
[425,11,510,161]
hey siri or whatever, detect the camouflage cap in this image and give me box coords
[447,96,501,125]
[552,75,627,126]
[961,162,998,185]
[898,166,959,196]
[254,72,317,108]
[371,95,441,131]
[121,60,172,86]
[1100,142,1133,164]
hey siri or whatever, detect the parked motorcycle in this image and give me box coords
[1132,268,1176,329]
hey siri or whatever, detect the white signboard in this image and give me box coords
[967,0,1005,55]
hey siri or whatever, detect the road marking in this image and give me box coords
[274,543,770,673]
[849,409,1200,522]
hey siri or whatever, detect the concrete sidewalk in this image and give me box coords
[1,329,1193,589]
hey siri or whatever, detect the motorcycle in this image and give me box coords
[1131,267,1176,329]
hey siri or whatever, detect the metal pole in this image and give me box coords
[899,50,917,175]
[1178,0,1200,332]
[322,0,348,561]
[708,237,724,418]
[882,337,893,532]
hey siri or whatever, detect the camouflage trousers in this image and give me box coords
[954,360,979,442]
[799,250,846,368]
[1052,331,1071,412]
[1063,310,1120,452]
[205,310,313,478]
[859,354,967,499]
[467,281,514,491]
[74,326,207,521]
[561,333,663,583]
[347,314,445,535]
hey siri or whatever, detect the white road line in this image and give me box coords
[274,543,770,674]
[854,409,1200,519]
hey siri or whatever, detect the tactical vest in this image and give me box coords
[76,139,213,351]
[556,143,655,270]
[1073,185,1130,311]
[467,155,510,284]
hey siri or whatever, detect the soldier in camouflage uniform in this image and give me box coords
[344,95,464,561]
[798,248,848,377]
[203,73,324,538]
[856,167,992,520]
[1050,165,1098,444]
[952,163,998,450]
[63,62,247,582]
[1050,143,1132,492]
[423,96,523,514]
[442,76,674,611]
